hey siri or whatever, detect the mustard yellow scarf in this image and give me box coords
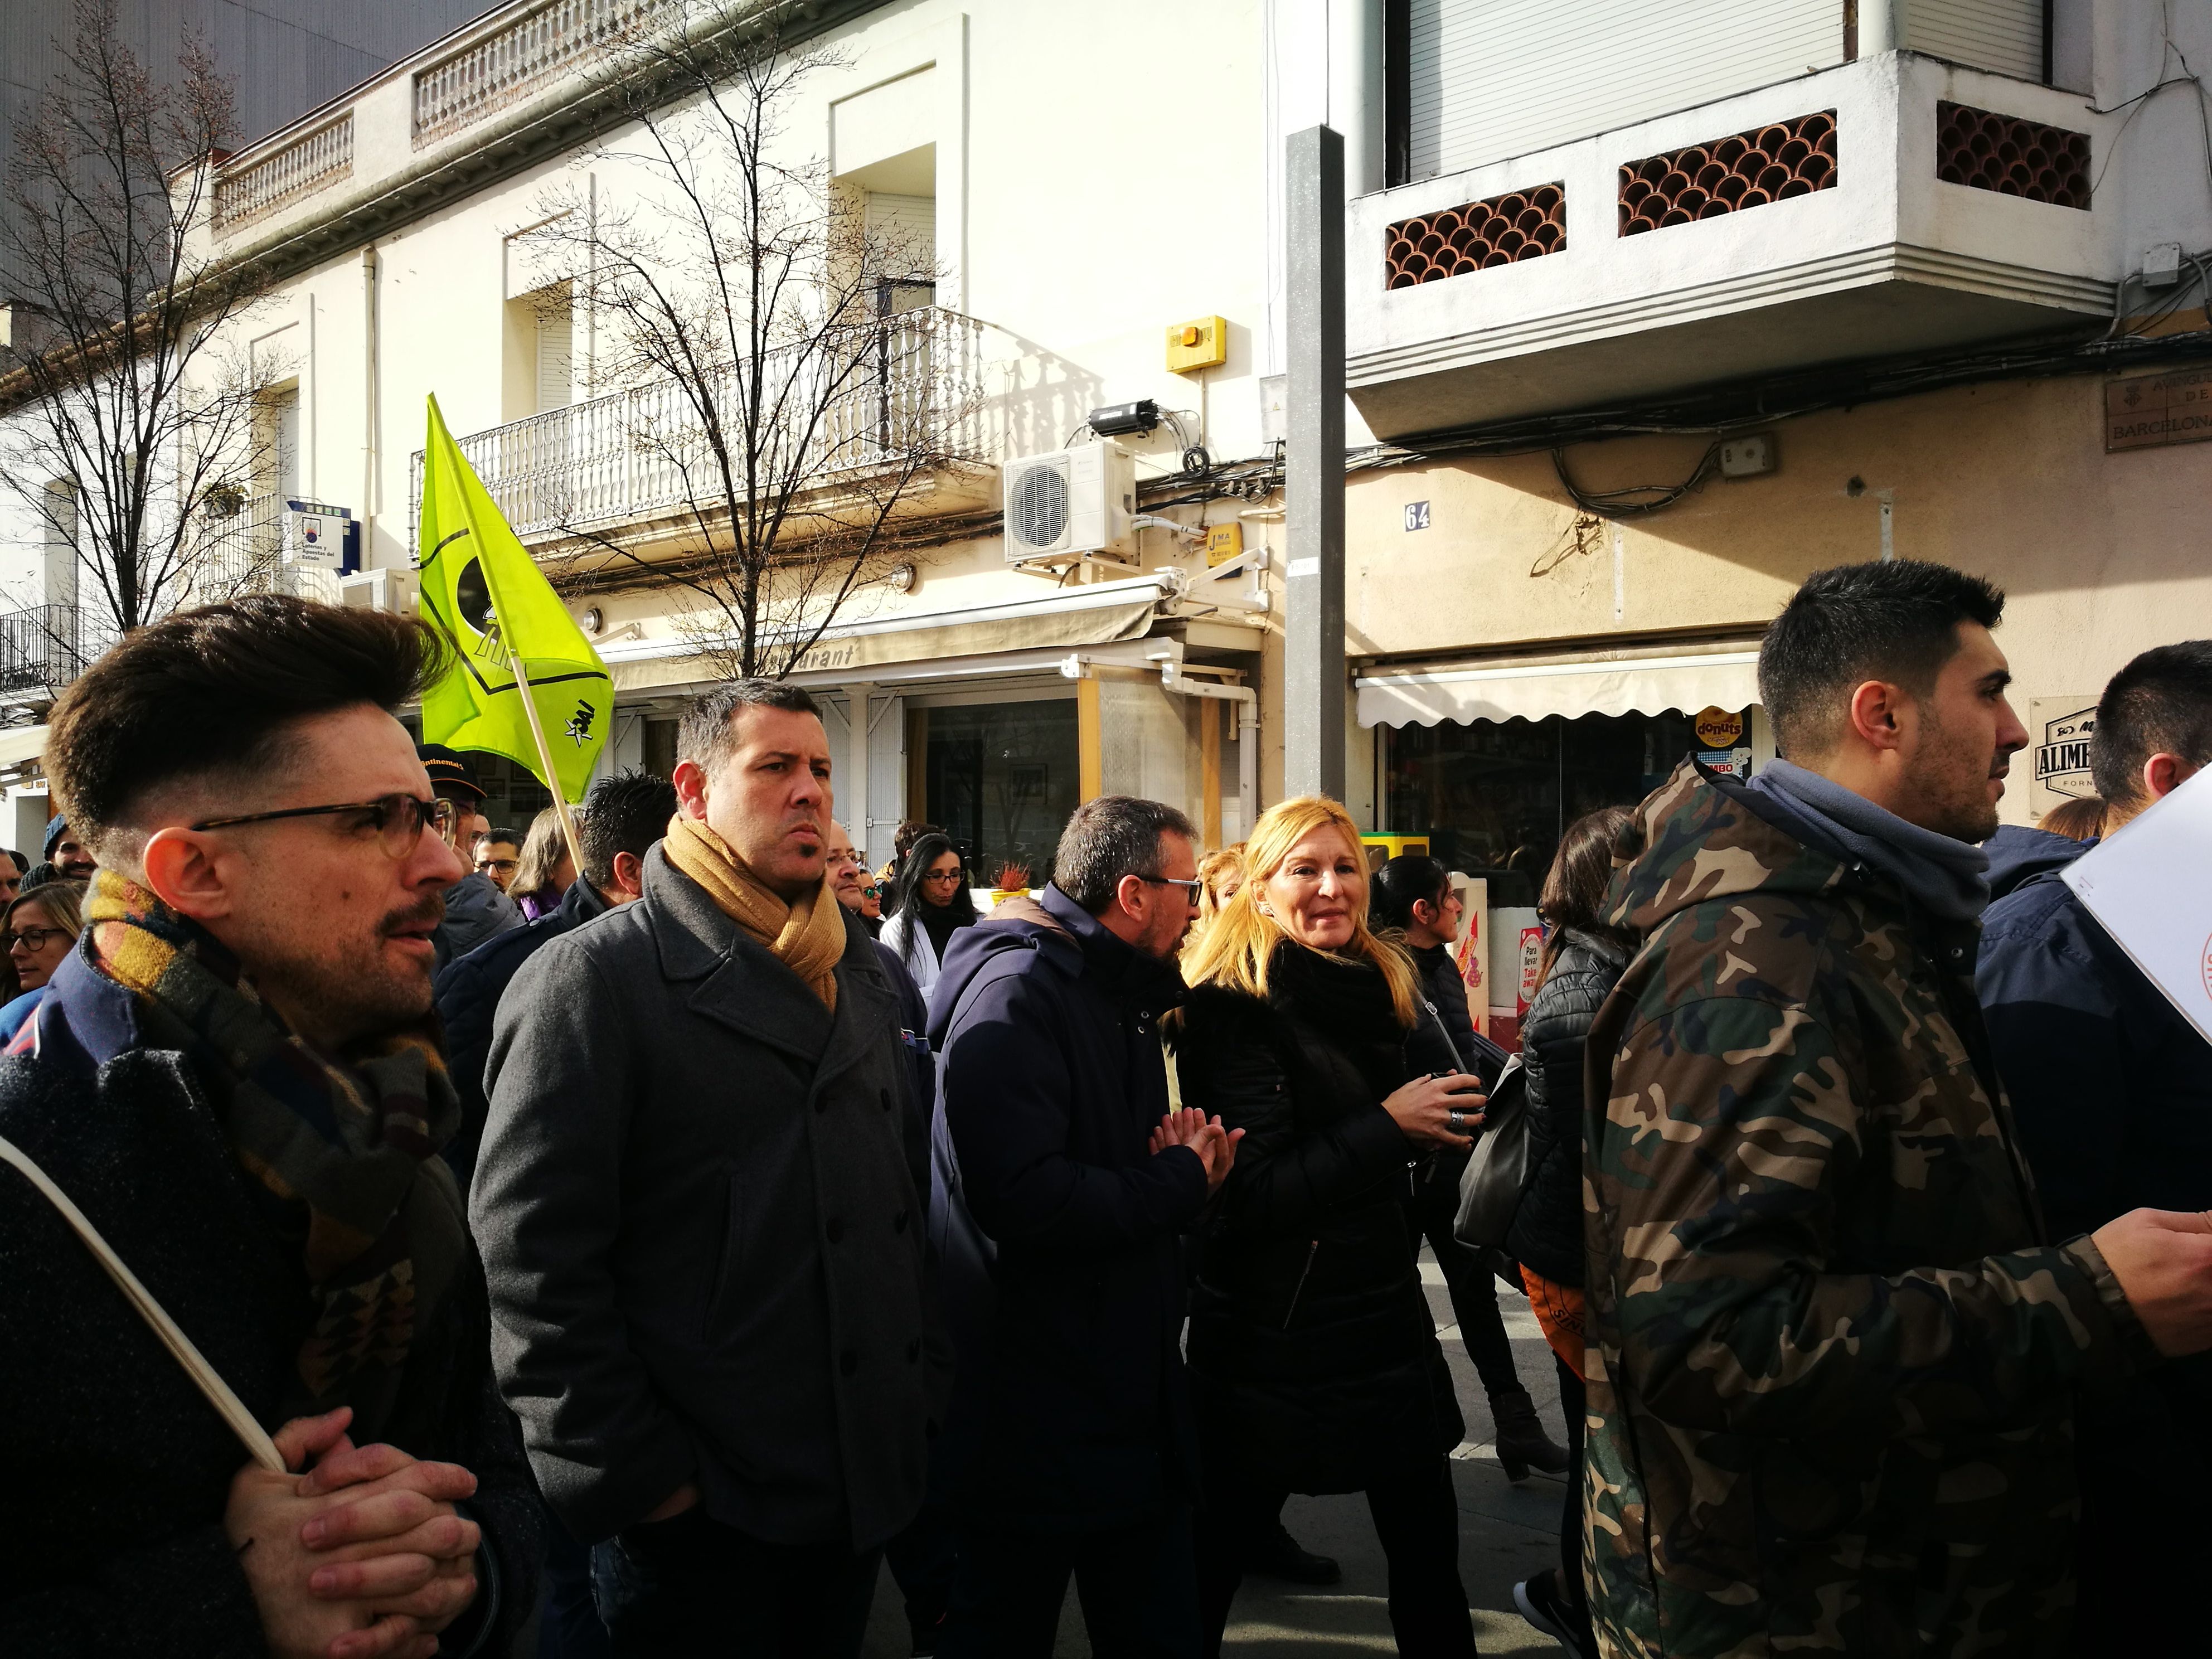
[662,814,845,1011]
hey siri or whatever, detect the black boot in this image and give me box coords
[1492,1387,1570,1481]
[1241,1518,1342,1585]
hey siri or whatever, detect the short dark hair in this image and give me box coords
[1053,795,1196,913]
[45,595,450,854]
[3,850,25,874]
[2090,641,2212,811]
[479,827,520,848]
[579,770,678,888]
[1369,854,1450,932]
[676,679,821,776]
[1758,561,2005,759]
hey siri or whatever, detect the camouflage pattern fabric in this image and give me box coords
[1580,760,2156,1658]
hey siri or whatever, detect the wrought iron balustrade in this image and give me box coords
[197,492,288,600]
[0,606,86,695]
[409,305,990,547]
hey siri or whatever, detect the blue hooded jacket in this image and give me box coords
[925,884,1207,1531]
[1977,824,2212,1241]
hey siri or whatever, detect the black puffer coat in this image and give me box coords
[1503,927,1628,1287]
[1173,947,1463,1493]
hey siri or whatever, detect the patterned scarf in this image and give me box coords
[661,813,846,1011]
[81,870,468,1440]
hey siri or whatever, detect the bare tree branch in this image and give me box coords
[502,6,981,682]
[0,0,278,658]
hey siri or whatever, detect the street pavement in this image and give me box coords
[860,1249,1573,1656]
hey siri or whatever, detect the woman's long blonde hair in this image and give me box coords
[1195,843,1246,935]
[1181,796,1422,1026]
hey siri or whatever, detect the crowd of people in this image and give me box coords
[2,557,2210,1659]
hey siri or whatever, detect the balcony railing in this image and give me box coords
[413,0,662,144]
[0,606,86,696]
[409,305,991,546]
[214,116,354,232]
[196,492,289,600]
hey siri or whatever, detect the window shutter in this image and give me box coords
[1404,0,1848,183]
[536,298,573,413]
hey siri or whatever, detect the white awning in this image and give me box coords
[600,575,1176,695]
[0,725,47,769]
[1356,648,1760,729]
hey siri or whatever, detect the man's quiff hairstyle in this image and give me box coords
[1758,560,2005,759]
[45,595,451,855]
[676,679,821,775]
[2090,640,2212,810]
[1053,795,1195,912]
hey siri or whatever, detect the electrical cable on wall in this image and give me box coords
[1550,443,1719,518]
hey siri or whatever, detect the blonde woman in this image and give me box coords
[510,806,578,921]
[1194,843,1245,934]
[1174,797,1483,1656]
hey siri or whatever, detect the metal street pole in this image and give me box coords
[1284,123,1346,802]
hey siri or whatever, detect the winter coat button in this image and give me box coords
[814,1096,830,1114]
[826,1217,845,1244]
[879,1088,892,1112]
[840,1349,858,1377]
[906,1338,921,1363]
[894,1209,909,1233]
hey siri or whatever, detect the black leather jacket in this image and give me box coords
[1505,928,1629,1287]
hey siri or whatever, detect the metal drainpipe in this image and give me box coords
[1159,663,1259,839]
[361,245,380,554]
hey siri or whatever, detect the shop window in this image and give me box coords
[470,753,552,835]
[911,700,1078,887]
[1382,709,1715,906]
[642,717,678,781]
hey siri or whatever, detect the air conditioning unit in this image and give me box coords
[1002,442,1134,564]
[338,566,417,614]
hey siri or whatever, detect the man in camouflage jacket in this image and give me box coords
[1578,561,2212,1658]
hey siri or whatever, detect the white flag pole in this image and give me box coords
[508,649,588,877]
[1,1133,285,1472]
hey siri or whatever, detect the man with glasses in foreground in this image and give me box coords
[0,595,537,1657]
[927,795,1238,1654]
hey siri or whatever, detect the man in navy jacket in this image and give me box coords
[1978,641,2212,1653]
[930,797,1238,1656]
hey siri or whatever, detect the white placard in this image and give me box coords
[2060,764,2212,1045]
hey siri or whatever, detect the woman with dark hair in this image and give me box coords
[1177,797,1486,1656]
[0,877,83,1039]
[1506,803,1643,1657]
[880,831,977,1001]
[1369,855,1567,1492]
[1370,856,1490,1073]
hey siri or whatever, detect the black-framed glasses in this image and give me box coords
[191,794,458,860]
[1139,875,1203,904]
[3,926,69,952]
[476,856,520,874]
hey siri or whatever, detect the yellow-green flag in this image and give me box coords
[416,394,612,802]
